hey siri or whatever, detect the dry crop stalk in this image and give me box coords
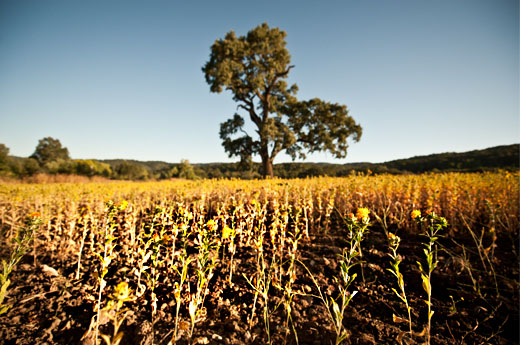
[75,206,91,280]
[280,207,304,345]
[171,246,191,344]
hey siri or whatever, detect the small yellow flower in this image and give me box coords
[118,200,128,210]
[356,208,370,222]
[28,212,41,218]
[222,226,233,240]
[388,232,400,247]
[411,210,421,219]
[206,219,218,231]
[112,281,132,301]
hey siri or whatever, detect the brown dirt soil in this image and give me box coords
[0,223,518,345]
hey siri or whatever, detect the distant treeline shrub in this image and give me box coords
[0,140,518,181]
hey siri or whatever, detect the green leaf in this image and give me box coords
[0,304,10,315]
[421,274,430,295]
[0,278,11,305]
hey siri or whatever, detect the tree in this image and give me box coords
[0,144,9,173]
[23,158,41,176]
[202,23,362,178]
[177,159,198,180]
[30,137,70,165]
[114,161,148,180]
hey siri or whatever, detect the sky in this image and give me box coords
[0,0,518,164]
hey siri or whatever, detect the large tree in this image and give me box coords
[202,23,362,178]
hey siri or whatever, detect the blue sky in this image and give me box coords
[1,0,518,164]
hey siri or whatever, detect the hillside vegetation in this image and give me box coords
[1,144,518,180]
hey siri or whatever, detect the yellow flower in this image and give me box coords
[206,219,218,231]
[356,208,370,222]
[222,226,233,240]
[118,200,128,210]
[112,281,132,301]
[411,210,421,219]
[387,232,400,247]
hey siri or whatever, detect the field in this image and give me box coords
[0,172,518,345]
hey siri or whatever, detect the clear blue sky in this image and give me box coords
[1,0,518,164]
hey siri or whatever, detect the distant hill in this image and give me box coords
[6,144,518,180]
[99,143,518,179]
[163,144,519,178]
[368,144,519,174]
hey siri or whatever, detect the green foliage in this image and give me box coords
[413,211,448,345]
[45,158,75,174]
[0,144,9,173]
[284,98,362,160]
[30,137,70,165]
[114,161,149,180]
[0,213,41,316]
[22,158,41,176]
[203,23,362,177]
[74,160,112,177]
[176,159,198,180]
[1,143,516,180]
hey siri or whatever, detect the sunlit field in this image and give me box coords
[0,172,518,344]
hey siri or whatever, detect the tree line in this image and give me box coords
[0,138,517,181]
[0,138,199,180]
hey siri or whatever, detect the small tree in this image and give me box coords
[30,137,70,165]
[0,144,9,173]
[23,158,41,176]
[203,23,362,178]
[177,159,198,180]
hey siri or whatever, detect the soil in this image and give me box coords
[0,222,518,345]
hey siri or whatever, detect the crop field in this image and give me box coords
[0,172,518,345]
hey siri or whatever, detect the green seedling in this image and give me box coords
[387,232,413,336]
[100,282,134,345]
[0,212,41,315]
[412,210,448,345]
[91,201,127,345]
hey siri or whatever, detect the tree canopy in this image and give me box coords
[202,23,362,177]
[30,137,70,165]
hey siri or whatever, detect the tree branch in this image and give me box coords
[238,103,261,129]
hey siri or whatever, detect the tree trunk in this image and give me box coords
[261,155,274,178]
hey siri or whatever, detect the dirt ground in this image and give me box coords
[0,222,518,345]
